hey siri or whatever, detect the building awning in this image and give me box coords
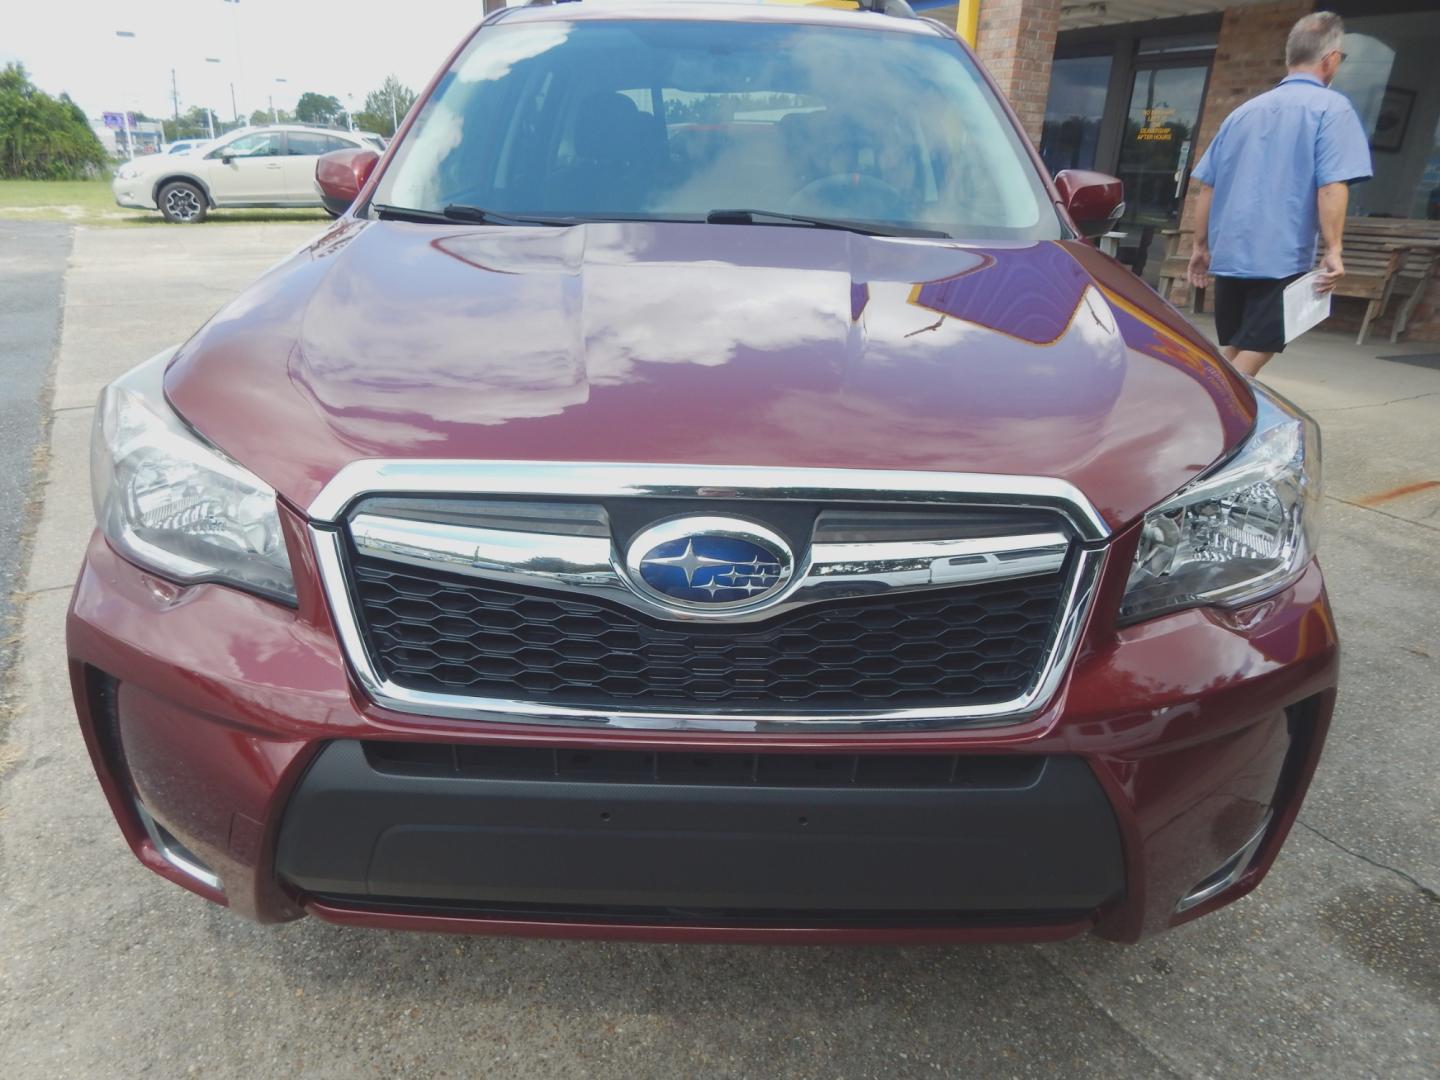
[921,0,1275,33]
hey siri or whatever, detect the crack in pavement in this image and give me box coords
[1029,948,1196,1080]
[1307,391,1440,413]
[1326,494,1440,534]
[18,583,73,598]
[1296,818,1439,901]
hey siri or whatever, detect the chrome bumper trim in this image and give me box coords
[308,460,1111,541]
[349,511,1071,623]
[134,800,223,892]
[1174,812,1273,913]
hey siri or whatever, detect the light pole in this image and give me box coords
[205,58,222,137]
[390,85,399,136]
[222,0,245,119]
[271,77,287,124]
[346,93,356,132]
[115,31,137,160]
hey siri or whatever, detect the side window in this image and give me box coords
[214,132,283,158]
[287,131,349,156]
[618,88,655,115]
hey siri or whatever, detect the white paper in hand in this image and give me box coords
[1283,271,1331,344]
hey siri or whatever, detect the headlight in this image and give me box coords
[114,164,140,181]
[92,350,296,604]
[1120,384,1320,624]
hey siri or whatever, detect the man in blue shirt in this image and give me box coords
[1187,11,1372,376]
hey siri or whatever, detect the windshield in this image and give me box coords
[372,18,1059,241]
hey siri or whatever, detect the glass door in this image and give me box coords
[1039,54,1114,176]
[1114,63,1210,283]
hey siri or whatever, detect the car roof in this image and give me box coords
[494,0,946,37]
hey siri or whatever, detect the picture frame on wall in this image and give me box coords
[1371,86,1415,153]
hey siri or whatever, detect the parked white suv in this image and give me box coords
[113,125,383,222]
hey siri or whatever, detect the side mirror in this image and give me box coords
[1054,170,1125,240]
[315,148,381,217]
[221,154,234,166]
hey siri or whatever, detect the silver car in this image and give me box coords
[113,125,380,223]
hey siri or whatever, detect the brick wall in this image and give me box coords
[973,0,1061,143]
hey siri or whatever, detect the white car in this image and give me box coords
[113,125,379,222]
[163,139,209,156]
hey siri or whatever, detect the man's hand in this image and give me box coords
[1187,244,1211,289]
[1316,248,1345,293]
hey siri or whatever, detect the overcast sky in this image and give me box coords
[3,0,487,121]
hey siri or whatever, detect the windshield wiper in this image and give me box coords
[372,202,582,227]
[705,208,949,239]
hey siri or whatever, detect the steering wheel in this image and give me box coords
[787,173,908,219]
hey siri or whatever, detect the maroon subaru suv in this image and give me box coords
[69,0,1335,943]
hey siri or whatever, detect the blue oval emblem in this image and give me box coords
[625,517,794,611]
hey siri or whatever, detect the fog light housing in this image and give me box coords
[1175,812,1272,913]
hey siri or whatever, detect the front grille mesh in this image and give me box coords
[349,553,1066,710]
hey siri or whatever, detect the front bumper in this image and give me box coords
[111,176,157,211]
[67,519,1338,943]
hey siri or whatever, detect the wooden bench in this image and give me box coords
[1157,229,1204,312]
[1340,218,1440,343]
[1156,219,1440,344]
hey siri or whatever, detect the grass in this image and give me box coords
[0,178,329,227]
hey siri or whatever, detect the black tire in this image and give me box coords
[158,181,208,223]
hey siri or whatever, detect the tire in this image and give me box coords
[158,181,208,223]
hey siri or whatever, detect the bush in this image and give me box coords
[0,63,111,180]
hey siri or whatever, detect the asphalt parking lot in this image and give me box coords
[0,223,1435,1079]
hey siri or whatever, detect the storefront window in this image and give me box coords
[1039,55,1112,175]
[1331,10,1440,219]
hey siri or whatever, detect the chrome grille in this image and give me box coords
[349,551,1068,709]
[307,461,1106,731]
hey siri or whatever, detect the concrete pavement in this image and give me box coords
[0,222,71,689]
[0,225,1435,1079]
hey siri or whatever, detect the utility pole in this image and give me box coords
[223,0,245,118]
[205,57,222,134]
[390,87,398,136]
[171,69,180,123]
[230,82,239,123]
[115,31,137,159]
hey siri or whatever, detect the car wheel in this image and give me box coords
[159,181,208,223]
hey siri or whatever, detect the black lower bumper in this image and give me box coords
[276,741,1125,916]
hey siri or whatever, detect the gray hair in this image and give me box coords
[1286,11,1345,67]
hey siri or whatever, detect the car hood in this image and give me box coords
[166,219,1253,530]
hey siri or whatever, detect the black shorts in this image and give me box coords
[1213,273,1304,354]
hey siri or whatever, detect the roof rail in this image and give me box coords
[855,0,917,15]
[524,0,915,13]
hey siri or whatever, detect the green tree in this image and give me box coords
[0,63,110,179]
[249,107,294,126]
[162,106,217,142]
[354,75,417,137]
[294,92,343,126]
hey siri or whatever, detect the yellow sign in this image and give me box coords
[1136,106,1176,142]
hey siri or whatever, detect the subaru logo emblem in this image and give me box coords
[625,516,795,612]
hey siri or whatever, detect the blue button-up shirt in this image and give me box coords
[1191,73,1373,279]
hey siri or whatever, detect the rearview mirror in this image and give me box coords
[1054,170,1125,240]
[315,148,381,217]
